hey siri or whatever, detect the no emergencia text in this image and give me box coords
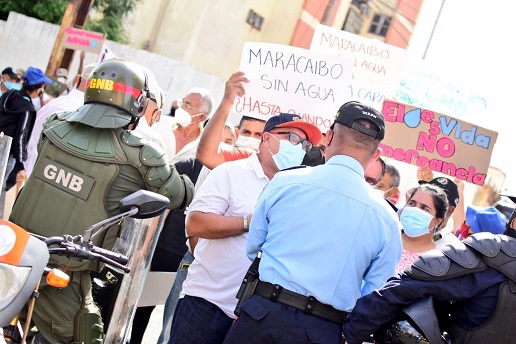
[380,101,493,185]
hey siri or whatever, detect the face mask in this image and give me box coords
[400,206,434,238]
[301,146,325,167]
[236,135,261,150]
[268,135,306,170]
[2,81,22,91]
[373,188,385,198]
[175,107,203,127]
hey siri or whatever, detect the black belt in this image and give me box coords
[253,280,347,324]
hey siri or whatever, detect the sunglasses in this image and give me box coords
[272,131,313,152]
[365,176,380,187]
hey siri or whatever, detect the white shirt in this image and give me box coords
[152,116,203,163]
[25,89,85,176]
[31,93,52,112]
[180,154,269,318]
[133,119,167,153]
[435,221,462,249]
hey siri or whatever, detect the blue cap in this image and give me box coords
[466,205,506,235]
[23,67,52,86]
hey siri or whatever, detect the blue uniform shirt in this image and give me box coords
[247,155,402,311]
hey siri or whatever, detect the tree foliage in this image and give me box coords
[0,0,141,43]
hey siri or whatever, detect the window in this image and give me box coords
[342,9,363,34]
[246,9,264,31]
[369,14,391,37]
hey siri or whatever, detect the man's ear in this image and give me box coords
[371,148,382,161]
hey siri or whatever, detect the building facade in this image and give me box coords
[124,0,423,80]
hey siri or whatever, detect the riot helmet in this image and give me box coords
[66,59,151,129]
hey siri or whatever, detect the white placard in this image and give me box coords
[310,24,408,111]
[233,42,354,132]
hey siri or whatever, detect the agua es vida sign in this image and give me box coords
[61,27,105,54]
[381,100,497,186]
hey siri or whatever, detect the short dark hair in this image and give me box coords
[238,115,265,128]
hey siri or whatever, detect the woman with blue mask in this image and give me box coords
[396,184,448,274]
[372,184,448,344]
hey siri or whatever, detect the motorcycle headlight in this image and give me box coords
[0,220,49,327]
[0,263,31,309]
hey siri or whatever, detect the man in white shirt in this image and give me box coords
[152,88,214,163]
[24,63,98,176]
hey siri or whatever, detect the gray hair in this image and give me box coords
[385,164,401,187]
[188,87,214,116]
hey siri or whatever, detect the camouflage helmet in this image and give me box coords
[66,59,150,129]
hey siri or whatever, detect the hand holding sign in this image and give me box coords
[233,42,353,132]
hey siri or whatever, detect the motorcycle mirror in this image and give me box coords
[118,190,170,219]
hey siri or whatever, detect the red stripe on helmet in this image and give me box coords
[86,79,142,98]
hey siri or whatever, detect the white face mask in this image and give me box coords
[175,107,203,127]
[373,188,386,198]
[235,135,261,150]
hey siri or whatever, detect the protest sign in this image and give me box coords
[395,60,488,121]
[233,42,353,132]
[310,24,407,111]
[44,77,67,98]
[62,27,105,54]
[381,100,497,186]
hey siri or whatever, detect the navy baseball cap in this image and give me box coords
[332,101,385,140]
[429,177,459,207]
[23,67,52,86]
[264,113,322,144]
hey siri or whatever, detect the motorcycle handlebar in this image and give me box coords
[44,235,130,272]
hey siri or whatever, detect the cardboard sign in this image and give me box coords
[380,100,498,186]
[44,77,67,98]
[233,42,353,132]
[310,24,408,111]
[62,27,105,54]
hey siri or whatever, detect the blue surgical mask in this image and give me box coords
[268,135,306,170]
[400,206,434,237]
[2,81,22,91]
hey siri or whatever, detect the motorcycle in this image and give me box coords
[0,189,170,344]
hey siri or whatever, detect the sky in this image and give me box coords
[392,0,516,197]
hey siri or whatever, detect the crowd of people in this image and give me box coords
[1,59,515,344]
